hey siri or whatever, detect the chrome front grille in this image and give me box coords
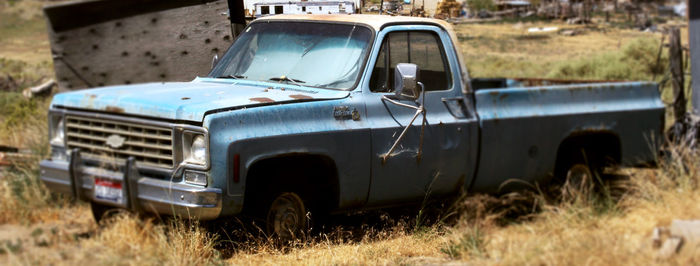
[65,115,174,168]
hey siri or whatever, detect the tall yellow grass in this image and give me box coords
[4,143,699,265]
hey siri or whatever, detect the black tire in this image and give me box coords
[90,202,120,224]
[561,163,594,201]
[558,148,599,201]
[266,192,310,242]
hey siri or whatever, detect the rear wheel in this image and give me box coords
[557,145,606,201]
[266,192,309,242]
[561,163,595,201]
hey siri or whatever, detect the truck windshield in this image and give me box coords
[210,22,373,90]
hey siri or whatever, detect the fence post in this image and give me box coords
[690,0,700,115]
[670,27,686,123]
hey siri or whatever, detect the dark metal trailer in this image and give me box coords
[44,0,247,90]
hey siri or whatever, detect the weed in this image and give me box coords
[441,226,487,259]
[2,239,23,254]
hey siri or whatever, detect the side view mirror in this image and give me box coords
[211,54,219,70]
[381,63,427,164]
[394,63,420,101]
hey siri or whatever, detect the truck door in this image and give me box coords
[364,26,478,206]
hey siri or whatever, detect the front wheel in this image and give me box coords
[90,201,121,224]
[266,192,309,242]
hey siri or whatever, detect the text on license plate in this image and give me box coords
[94,178,124,204]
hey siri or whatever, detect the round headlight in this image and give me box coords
[51,118,65,146]
[189,135,207,164]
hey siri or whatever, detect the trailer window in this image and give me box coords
[275,5,283,14]
[261,6,269,14]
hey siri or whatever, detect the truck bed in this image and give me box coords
[469,80,664,192]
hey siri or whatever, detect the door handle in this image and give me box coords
[442,97,472,119]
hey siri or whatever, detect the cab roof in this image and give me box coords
[256,14,453,32]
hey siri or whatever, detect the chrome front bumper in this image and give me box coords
[39,150,222,220]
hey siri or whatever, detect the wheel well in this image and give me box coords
[554,132,621,178]
[243,154,339,214]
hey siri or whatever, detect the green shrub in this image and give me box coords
[546,38,667,81]
[0,93,42,131]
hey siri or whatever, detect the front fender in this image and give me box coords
[203,95,370,216]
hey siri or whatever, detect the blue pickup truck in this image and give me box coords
[40,15,664,239]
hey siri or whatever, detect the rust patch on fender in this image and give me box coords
[250,97,274,103]
[289,94,313,100]
[105,106,125,113]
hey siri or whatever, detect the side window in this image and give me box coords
[261,6,270,15]
[369,31,450,93]
[275,5,283,14]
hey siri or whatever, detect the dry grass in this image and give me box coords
[455,21,672,80]
[0,0,52,65]
[5,157,700,265]
[2,2,700,264]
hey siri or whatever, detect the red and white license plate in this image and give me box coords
[94,178,124,205]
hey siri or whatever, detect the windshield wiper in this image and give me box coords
[217,74,247,79]
[269,76,306,84]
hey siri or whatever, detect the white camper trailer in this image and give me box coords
[253,1,356,17]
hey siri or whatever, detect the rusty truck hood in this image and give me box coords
[50,77,350,122]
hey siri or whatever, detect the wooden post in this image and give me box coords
[690,0,700,115]
[670,27,686,123]
[228,0,246,39]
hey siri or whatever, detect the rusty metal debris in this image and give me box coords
[0,146,35,168]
